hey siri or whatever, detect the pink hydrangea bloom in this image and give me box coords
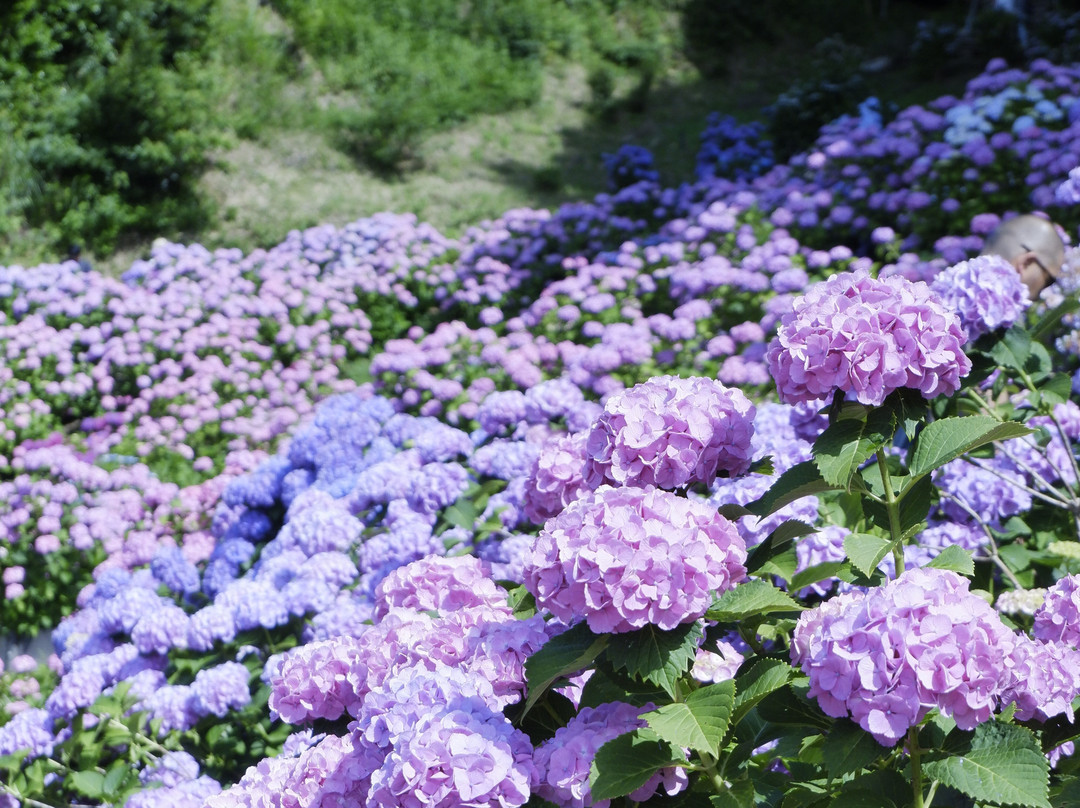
[583,375,755,491]
[268,636,368,724]
[767,269,971,406]
[792,568,1016,745]
[523,485,747,633]
[523,431,590,525]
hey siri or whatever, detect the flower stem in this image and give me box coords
[876,452,905,574]
[909,726,925,808]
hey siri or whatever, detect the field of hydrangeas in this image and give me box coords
[4,57,1080,808]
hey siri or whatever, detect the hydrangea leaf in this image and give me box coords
[707,579,803,623]
[70,770,106,800]
[745,460,842,517]
[755,680,831,730]
[603,622,702,699]
[908,416,1032,480]
[641,680,735,756]
[989,326,1033,374]
[812,407,894,489]
[731,659,795,726]
[589,728,681,802]
[524,621,608,715]
[926,545,975,576]
[789,560,856,593]
[831,769,908,807]
[843,532,894,578]
[923,722,1050,808]
[709,778,755,807]
[823,719,886,778]
[746,519,815,574]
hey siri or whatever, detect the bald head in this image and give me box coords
[981,214,1066,299]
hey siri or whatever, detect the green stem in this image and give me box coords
[697,751,728,794]
[909,726,924,808]
[875,452,904,574]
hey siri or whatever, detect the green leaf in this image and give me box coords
[745,520,815,574]
[832,769,909,807]
[103,759,129,798]
[603,622,702,699]
[710,779,756,807]
[1040,373,1074,407]
[991,326,1033,373]
[823,720,885,778]
[642,680,735,757]
[923,721,1050,808]
[506,585,536,618]
[926,545,975,576]
[745,460,841,517]
[812,408,893,489]
[897,474,933,536]
[524,622,608,715]
[790,561,855,593]
[70,770,106,800]
[589,729,681,802]
[707,579,803,623]
[908,416,1032,480]
[755,682,832,730]
[843,532,894,578]
[732,659,794,725]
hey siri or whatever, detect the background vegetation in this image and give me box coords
[1,0,1075,271]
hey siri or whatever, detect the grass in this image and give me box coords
[58,1,996,276]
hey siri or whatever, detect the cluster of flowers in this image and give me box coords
[792,567,1080,745]
[767,268,972,406]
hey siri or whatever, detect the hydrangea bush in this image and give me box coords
[2,56,1080,808]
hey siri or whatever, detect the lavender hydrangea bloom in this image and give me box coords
[930,254,1030,340]
[268,636,367,723]
[373,556,510,620]
[583,375,756,491]
[0,708,56,758]
[151,547,201,596]
[532,701,650,808]
[206,732,374,808]
[368,707,535,808]
[1056,166,1080,205]
[523,431,590,525]
[192,662,252,717]
[1033,575,1080,646]
[792,568,1016,745]
[524,485,746,633]
[999,635,1080,722]
[767,269,971,407]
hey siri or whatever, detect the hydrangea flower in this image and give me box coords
[533,701,684,808]
[524,485,746,633]
[1033,574,1080,646]
[930,254,1030,340]
[767,269,971,407]
[792,567,1016,745]
[522,431,590,525]
[583,375,755,490]
[373,556,511,620]
[367,707,535,808]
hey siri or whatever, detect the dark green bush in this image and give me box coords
[0,0,221,257]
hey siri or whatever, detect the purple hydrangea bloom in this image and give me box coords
[583,375,756,491]
[524,485,747,633]
[1056,166,1080,205]
[192,662,252,717]
[373,556,510,620]
[205,732,374,808]
[767,269,971,407]
[0,708,56,758]
[268,636,367,723]
[935,457,1031,529]
[1034,575,1080,646]
[792,568,1016,745]
[532,701,650,808]
[367,707,535,808]
[522,431,590,525]
[930,254,1030,341]
[999,635,1080,722]
[151,547,201,596]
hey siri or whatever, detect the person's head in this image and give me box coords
[981,214,1066,299]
